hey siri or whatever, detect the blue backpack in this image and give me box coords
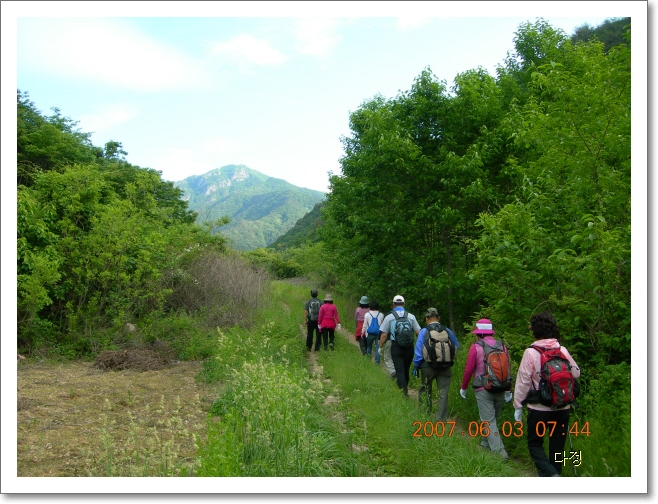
[366,312,382,335]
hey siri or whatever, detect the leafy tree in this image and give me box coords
[323,67,514,331]
[16,93,224,353]
[472,22,631,366]
[17,91,100,186]
[572,17,631,53]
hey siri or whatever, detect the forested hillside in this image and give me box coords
[175,165,325,250]
[269,201,325,250]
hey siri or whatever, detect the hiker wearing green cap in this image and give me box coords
[354,295,370,355]
[413,308,460,421]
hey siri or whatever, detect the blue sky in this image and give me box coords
[6,1,640,193]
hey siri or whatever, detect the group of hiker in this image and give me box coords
[304,290,581,478]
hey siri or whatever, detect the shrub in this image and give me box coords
[163,251,271,328]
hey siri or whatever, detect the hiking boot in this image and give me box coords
[329,343,334,351]
[390,372,397,379]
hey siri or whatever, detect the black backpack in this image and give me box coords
[422,323,455,368]
[308,298,321,322]
[392,310,415,348]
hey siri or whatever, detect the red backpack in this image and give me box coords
[529,345,579,409]
[474,339,512,392]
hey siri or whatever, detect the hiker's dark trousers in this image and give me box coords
[321,327,335,349]
[307,321,320,350]
[390,340,414,394]
[527,408,571,476]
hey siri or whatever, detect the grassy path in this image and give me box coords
[291,284,532,477]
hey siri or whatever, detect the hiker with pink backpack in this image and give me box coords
[514,311,581,477]
[460,318,513,460]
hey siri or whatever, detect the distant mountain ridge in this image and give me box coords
[175,165,325,250]
[269,201,325,250]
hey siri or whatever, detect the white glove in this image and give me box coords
[459,388,467,399]
[337,324,341,330]
[504,391,513,403]
[514,408,523,422]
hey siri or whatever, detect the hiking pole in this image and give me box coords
[567,428,578,477]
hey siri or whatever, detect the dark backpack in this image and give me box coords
[308,298,321,322]
[474,339,512,392]
[392,310,415,348]
[422,323,455,368]
[366,312,382,335]
[525,345,579,410]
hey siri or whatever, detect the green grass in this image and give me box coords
[194,279,629,477]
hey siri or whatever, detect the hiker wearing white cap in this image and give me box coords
[354,295,370,355]
[379,295,421,395]
[460,318,512,460]
[317,294,341,351]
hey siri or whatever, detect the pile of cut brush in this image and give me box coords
[95,341,176,372]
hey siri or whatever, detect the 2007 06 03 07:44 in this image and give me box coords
[412,421,524,438]
[534,421,590,437]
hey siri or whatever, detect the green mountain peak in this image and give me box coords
[175,165,325,250]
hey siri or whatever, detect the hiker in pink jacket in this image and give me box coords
[513,311,581,477]
[460,318,511,460]
[317,294,341,351]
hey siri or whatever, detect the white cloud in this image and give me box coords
[209,35,288,67]
[202,136,242,156]
[294,18,342,57]
[78,104,138,135]
[396,17,432,31]
[18,18,211,91]
[151,148,216,182]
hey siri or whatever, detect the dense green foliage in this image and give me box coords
[320,19,630,365]
[16,92,230,356]
[174,165,325,250]
[572,17,631,53]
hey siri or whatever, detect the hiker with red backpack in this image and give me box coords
[459,318,512,460]
[514,311,581,477]
[413,308,460,421]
